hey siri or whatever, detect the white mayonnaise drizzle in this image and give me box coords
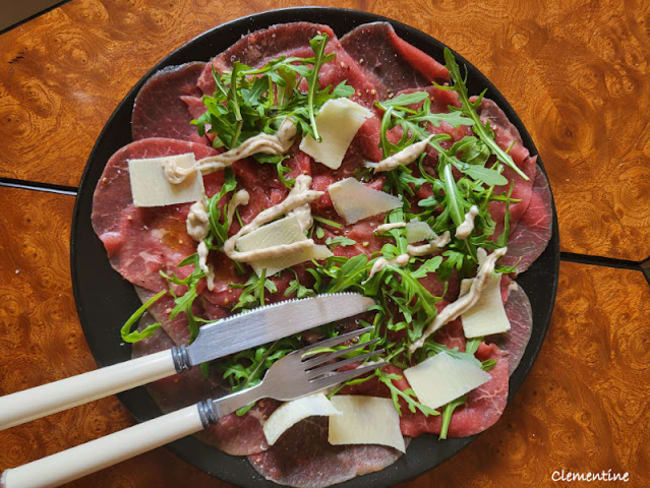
[366,253,410,281]
[186,198,210,242]
[286,174,315,232]
[365,135,433,172]
[197,240,215,291]
[374,222,406,233]
[409,247,508,352]
[223,175,323,263]
[406,231,451,257]
[185,198,214,290]
[164,118,297,184]
[455,205,479,239]
[227,189,250,224]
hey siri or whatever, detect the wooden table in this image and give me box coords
[1,1,648,486]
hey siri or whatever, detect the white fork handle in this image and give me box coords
[0,404,204,488]
[0,350,176,430]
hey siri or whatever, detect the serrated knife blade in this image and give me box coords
[182,293,375,368]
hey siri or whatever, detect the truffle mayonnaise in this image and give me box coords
[227,189,250,224]
[409,247,507,352]
[186,198,210,242]
[406,231,451,257]
[287,174,315,232]
[197,240,215,291]
[374,222,406,233]
[223,175,323,263]
[365,135,433,172]
[164,118,297,184]
[455,205,479,239]
[366,253,410,281]
[185,198,215,290]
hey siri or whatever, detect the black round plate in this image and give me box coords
[71,7,559,488]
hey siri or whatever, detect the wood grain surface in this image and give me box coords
[0,189,648,487]
[0,0,648,259]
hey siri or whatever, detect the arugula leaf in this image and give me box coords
[440,48,529,181]
[313,215,343,229]
[325,236,357,248]
[284,270,316,298]
[439,395,466,439]
[376,369,439,416]
[120,290,166,343]
[193,33,344,152]
[411,256,443,279]
[231,269,278,311]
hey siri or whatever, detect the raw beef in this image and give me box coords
[92,138,220,292]
[132,62,208,144]
[489,280,533,375]
[398,341,509,438]
[197,22,383,108]
[501,166,553,273]
[340,22,449,97]
[248,417,403,488]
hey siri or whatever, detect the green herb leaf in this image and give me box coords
[325,236,357,248]
[120,290,166,343]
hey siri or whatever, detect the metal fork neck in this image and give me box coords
[197,382,267,428]
[171,345,191,373]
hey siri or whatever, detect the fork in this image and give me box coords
[0,327,386,488]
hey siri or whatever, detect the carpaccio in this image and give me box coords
[92,21,552,487]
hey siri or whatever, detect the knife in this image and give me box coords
[0,293,375,431]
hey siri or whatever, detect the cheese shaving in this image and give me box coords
[263,393,340,446]
[328,395,405,453]
[222,175,324,267]
[404,352,491,410]
[299,98,372,169]
[128,153,204,207]
[328,178,402,224]
[410,247,507,352]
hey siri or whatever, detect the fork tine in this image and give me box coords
[307,349,385,380]
[309,361,389,390]
[302,338,381,369]
[296,326,374,357]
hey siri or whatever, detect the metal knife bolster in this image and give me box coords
[170,293,375,373]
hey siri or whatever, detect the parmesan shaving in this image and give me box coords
[328,178,402,224]
[405,220,436,243]
[410,247,508,352]
[222,175,325,273]
[128,153,204,207]
[263,393,340,446]
[455,205,479,239]
[461,273,511,338]
[164,118,297,184]
[299,98,372,169]
[366,135,433,172]
[404,353,491,410]
[328,396,405,453]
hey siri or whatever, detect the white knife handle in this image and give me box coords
[0,404,204,488]
[0,349,177,430]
